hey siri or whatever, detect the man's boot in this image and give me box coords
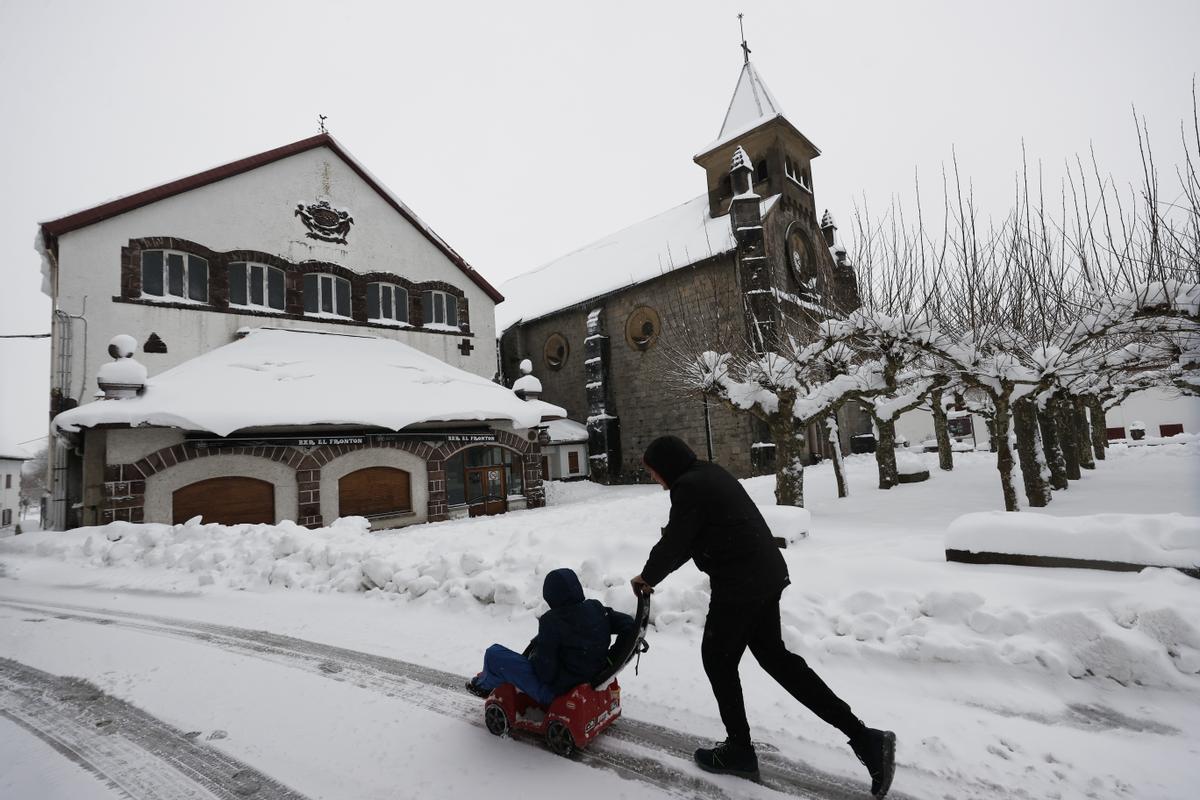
[849,728,896,798]
[693,738,760,781]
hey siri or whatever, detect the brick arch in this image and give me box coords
[101,441,305,525]
[430,430,544,518]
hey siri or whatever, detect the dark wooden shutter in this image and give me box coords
[339,467,411,518]
[1160,423,1184,437]
[173,477,274,525]
[567,451,580,474]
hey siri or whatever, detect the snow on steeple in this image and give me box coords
[730,146,753,173]
[717,59,784,142]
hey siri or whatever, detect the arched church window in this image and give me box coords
[624,306,661,351]
[544,333,569,370]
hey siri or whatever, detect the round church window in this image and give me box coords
[544,333,569,370]
[625,306,661,351]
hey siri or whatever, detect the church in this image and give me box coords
[498,45,870,482]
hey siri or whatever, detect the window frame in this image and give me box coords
[140,249,209,303]
[303,272,352,318]
[368,281,410,325]
[421,289,459,329]
[229,262,286,312]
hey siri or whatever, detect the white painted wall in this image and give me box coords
[0,458,23,528]
[544,443,589,479]
[1103,388,1200,437]
[52,145,498,410]
[895,389,1200,449]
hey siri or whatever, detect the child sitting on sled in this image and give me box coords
[466,567,637,705]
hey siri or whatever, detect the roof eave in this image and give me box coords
[693,115,822,163]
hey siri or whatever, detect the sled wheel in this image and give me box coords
[546,721,575,757]
[484,704,509,737]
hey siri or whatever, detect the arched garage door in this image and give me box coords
[339,467,411,519]
[173,476,275,525]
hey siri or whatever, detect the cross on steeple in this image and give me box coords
[738,13,751,64]
[318,114,328,134]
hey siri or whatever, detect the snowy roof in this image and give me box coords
[718,61,783,143]
[543,418,589,444]
[496,193,779,331]
[693,60,819,161]
[51,328,564,437]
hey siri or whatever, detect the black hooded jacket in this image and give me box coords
[640,436,789,601]
[531,568,637,695]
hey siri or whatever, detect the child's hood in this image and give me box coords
[543,568,585,609]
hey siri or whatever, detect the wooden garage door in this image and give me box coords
[339,467,411,518]
[173,476,275,525]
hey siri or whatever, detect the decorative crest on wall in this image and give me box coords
[295,200,354,244]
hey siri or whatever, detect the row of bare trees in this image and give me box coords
[669,89,1200,512]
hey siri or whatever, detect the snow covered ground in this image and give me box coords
[2,441,1198,799]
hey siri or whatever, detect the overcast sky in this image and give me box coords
[1,0,1197,452]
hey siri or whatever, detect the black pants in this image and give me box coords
[702,591,865,744]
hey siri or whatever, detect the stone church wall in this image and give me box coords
[500,252,762,480]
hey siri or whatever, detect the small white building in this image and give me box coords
[0,454,26,530]
[540,419,591,481]
[38,134,509,529]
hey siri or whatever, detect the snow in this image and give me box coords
[0,715,127,800]
[95,357,147,387]
[512,373,543,394]
[495,194,780,332]
[716,61,784,144]
[947,511,1200,568]
[2,442,1199,799]
[51,327,564,436]
[542,418,588,444]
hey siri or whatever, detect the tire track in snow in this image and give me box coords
[1,597,912,799]
[0,657,310,800]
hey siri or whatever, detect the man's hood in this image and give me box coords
[643,435,698,488]
[543,567,585,609]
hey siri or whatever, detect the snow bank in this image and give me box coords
[5,446,1200,691]
[946,511,1200,569]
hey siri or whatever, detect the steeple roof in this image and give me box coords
[718,60,783,142]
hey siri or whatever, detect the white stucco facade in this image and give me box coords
[47,142,498,411]
[894,389,1200,451]
[0,457,23,529]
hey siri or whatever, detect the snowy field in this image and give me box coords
[2,441,1198,799]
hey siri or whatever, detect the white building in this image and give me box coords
[894,388,1200,452]
[36,134,551,530]
[540,419,591,481]
[0,454,26,530]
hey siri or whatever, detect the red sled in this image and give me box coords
[483,593,650,756]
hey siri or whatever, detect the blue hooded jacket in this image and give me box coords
[531,568,636,696]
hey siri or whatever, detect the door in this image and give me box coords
[465,466,506,517]
[173,476,274,525]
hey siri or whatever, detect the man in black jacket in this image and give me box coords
[631,435,896,798]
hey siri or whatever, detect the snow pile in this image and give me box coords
[946,511,1200,568]
[895,452,928,475]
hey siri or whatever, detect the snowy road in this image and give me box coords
[0,595,907,800]
[1,656,307,800]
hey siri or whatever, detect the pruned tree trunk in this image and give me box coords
[985,417,999,453]
[1013,397,1052,507]
[931,388,954,471]
[1054,395,1082,480]
[1037,403,1069,491]
[828,414,848,498]
[771,416,807,507]
[1073,397,1096,470]
[875,418,899,490]
[1086,396,1108,461]
[993,394,1021,512]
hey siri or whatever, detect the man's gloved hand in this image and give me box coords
[630,574,655,597]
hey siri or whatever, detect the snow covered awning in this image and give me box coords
[542,418,589,445]
[52,328,565,437]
